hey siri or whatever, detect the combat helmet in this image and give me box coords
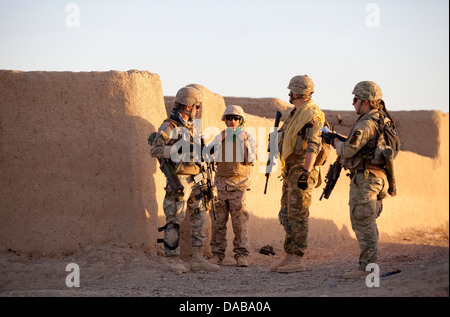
[175,86,203,108]
[221,105,246,123]
[174,86,202,119]
[352,81,382,101]
[287,75,315,95]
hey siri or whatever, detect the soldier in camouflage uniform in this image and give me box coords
[323,81,389,278]
[270,75,326,273]
[209,105,257,267]
[150,85,220,274]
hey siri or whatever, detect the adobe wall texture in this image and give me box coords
[1,70,448,257]
[0,70,166,256]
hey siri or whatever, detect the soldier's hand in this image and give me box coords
[297,169,310,190]
[321,132,346,145]
[321,132,336,145]
[237,131,248,142]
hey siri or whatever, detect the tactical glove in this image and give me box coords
[321,132,346,145]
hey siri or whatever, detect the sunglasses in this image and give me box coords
[353,97,360,104]
[195,104,201,110]
[225,115,241,121]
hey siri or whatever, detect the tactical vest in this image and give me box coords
[164,118,200,175]
[215,137,251,178]
[352,111,386,173]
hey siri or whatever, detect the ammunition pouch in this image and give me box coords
[186,172,205,185]
[359,146,375,160]
[193,205,206,214]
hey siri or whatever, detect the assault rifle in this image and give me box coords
[319,126,346,200]
[319,158,342,201]
[200,137,219,219]
[321,126,347,143]
[148,132,184,201]
[264,111,283,194]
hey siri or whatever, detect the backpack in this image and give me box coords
[377,111,401,159]
[376,110,400,196]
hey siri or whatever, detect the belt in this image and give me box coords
[349,168,386,179]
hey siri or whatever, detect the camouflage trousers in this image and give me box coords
[349,171,389,270]
[162,174,208,257]
[210,187,249,260]
[280,165,318,257]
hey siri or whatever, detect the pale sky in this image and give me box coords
[1,0,449,112]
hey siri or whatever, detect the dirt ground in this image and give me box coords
[0,227,448,298]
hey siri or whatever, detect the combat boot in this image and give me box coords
[269,254,290,272]
[277,254,306,273]
[343,269,370,279]
[190,247,221,272]
[236,255,249,267]
[210,254,224,265]
[166,256,187,274]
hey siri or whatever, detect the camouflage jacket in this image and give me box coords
[336,109,384,173]
[150,116,201,175]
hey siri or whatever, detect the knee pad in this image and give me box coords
[157,223,180,250]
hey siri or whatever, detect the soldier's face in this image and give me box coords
[190,104,200,118]
[225,115,241,130]
[289,91,298,104]
[353,97,363,114]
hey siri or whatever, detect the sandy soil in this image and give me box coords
[1,228,447,298]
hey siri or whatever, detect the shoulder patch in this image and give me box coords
[349,130,362,144]
[158,121,175,141]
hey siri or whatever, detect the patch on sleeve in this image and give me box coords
[158,122,175,141]
[349,130,362,145]
[305,119,321,139]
